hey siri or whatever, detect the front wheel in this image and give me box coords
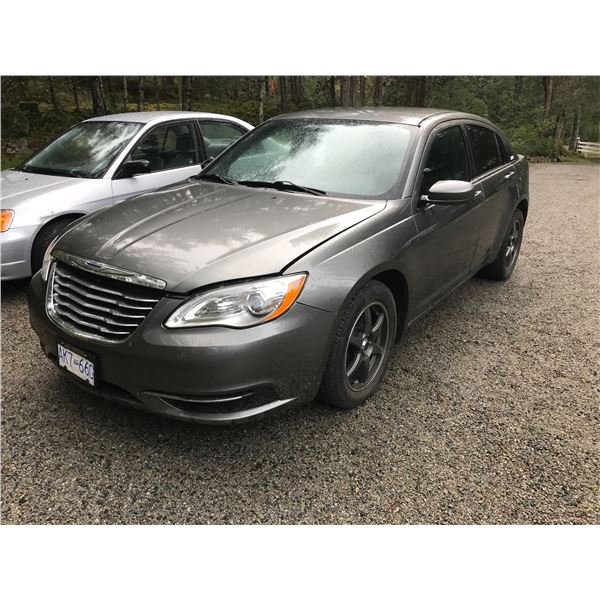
[319,280,397,410]
[478,209,524,281]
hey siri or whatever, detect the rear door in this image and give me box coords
[111,120,202,204]
[411,123,482,314]
[464,123,520,268]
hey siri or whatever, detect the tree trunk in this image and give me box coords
[543,76,554,121]
[329,76,336,105]
[122,76,128,112]
[514,76,524,100]
[414,76,427,106]
[89,77,102,115]
[72,80,80,112]
[373,76,384,106]
[98,77,107,114]
[258,77,266,124]
[279,76,288,111]
[360,76,366,106]
[154,76,161,110]
[181,76,192,110]
[290,76,305,105]
[553,110,565,144]
[48,77,59,110]
[568,106,581,151]
[137,76,144,111]
[349,77,358,107]
[341,76,351,107]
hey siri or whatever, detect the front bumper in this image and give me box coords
[1,225,37,280]
[28,272,336,424]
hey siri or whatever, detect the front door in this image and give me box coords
[411,123,481,315]
[111,120,202,204]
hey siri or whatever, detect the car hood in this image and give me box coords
[57,179,385,292]
[0,169,86,207]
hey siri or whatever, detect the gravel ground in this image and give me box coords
[1,163,598,524]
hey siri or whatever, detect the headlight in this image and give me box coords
[165,273,307,329]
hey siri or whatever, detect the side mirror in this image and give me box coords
[424,180,475,205]
[118,159,151,178]
[200,157,215,169]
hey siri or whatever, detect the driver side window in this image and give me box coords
[420,126,469,196]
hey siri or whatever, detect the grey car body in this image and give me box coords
[28,107,529,424]
[1,111,252,280]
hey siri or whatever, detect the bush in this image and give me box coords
[506,124,563,160]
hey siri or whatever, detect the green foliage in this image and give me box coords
[506,124,564,160]
[1,76,598,164]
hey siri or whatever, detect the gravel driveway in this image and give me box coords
[1,163,598,524]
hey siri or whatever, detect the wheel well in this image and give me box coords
[372,269,408,342]
[517,198,528,223]
[31,214,84,266]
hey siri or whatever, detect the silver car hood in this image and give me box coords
[0,169,85,207]
[57,179,385,292]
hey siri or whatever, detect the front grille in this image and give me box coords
[47,261,163,343]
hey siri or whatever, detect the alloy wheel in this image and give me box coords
[344,301,390,392]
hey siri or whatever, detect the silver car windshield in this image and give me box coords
[204,119,415,199]
[18,121,142,178]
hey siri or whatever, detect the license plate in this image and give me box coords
[57,343,95,386]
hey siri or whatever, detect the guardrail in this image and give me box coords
[576,141,600,158]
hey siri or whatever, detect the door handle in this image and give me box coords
[504,171,515,180]
[474,190,483,198]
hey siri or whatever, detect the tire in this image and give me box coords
[30,217,78,275]
[478,209,524,281]
[319,280,397,410]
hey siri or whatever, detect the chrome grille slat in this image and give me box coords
[51,286,148,319]
[47,261,163,343]
[54,275,155,310]
[56,269,158,302]
[54,277,153,311]
[55,306,132,336]
[55,297,141,328]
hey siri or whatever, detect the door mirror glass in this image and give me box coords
[118,159,151,178]
[426,180,475,204]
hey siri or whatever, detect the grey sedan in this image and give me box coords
[0,111,252,280]
[28,107,528,423]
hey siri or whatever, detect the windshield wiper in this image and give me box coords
[237,180,326,196]
[194,172,238,185]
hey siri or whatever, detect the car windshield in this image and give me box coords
[203,118,415,199]
[18,121,142,178]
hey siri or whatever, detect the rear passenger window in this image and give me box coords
[465,125,502,177]
[199,120,245,158]
[420,125,469,195]
[496,133,514,163]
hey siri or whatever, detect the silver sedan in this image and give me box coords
[0,111,252,280]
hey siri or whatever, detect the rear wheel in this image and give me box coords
[319,280,397,409]
[31,217,78,275]
[478,209,524,281]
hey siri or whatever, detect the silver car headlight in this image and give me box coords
[165,273,307,329]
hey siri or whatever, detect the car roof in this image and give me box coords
[270,107,489,127]
[85,111,250,125]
